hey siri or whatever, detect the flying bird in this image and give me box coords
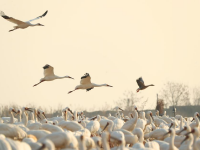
[33,64,74,87]
[136,77,154,92]
[0,10,48,32]
[68,73,113,94]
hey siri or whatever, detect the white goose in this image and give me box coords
[33,64,74,87]
[68,73,113,94]
[154,128,178,150]
[0,10,48,32]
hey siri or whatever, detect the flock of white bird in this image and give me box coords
[0,106,200,150]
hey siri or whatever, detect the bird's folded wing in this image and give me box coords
[27,10,48,22]
[1,11,25,25]
[139,77,145,84]
[43,65,54,76]
[80,73,91,85]
[136,78,145,88]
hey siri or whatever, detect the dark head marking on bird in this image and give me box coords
[43,64,50,69]
[81,73,90,79]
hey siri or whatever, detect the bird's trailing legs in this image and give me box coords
[68,89,77,94]
[9,28,17,32]
[33,80,44,87]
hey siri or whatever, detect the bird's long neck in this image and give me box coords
[119,140,126,150]
[29,112,34,120]
[151,120,156,131]
[34,111,37,123]
[193,134,198,150]
[180,117,183,129]
[63,112,68,121]
[108,121,114,133]
[102,133,110,150]
[18,113,21,123]
[195,115,199,127]
[31,23,39,26]
[169,133,175,150]
[55,75,68,79]
[22,111,28,126]
[146,84,154,87]
[74,111,77,121]
[92,83,106,87]
[10,112,14,124]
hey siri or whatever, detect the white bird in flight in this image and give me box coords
[33,64,74,87]
[68,73,113,94]
[0,10,48,32]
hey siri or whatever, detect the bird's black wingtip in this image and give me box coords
[42,10,48,17]
[1,15,10,19]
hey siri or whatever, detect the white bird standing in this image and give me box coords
[68,73,113,94]
[0,10,48,32]
[33,64,74,87]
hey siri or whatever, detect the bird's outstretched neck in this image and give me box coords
[146,84,154,87]
[56,76,74,79]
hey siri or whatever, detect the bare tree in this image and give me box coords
[160,81,190,107]
[115,91,142,111]
[193,87,200,105]
[156,98,164,115]
[140,98,149,111]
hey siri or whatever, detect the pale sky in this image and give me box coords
[0,0,200,111]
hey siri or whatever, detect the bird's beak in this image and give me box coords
[43,112,47,119]
[107,85,113,87]
[37,113,41,120]
[150,113,154,122]
[102,122,109,132]
[164,130,171,136]
[40,24,44,26]
[181,135,189,145]
[90,116,97,120]
[119,108,124,111]
[131,113,133,118]
[169,123,173,129]
[191,118,194,122]
[12,109,17,114]
[68,76,74,79]
[178,128,186,135]
[68,108,74,115]
[26,108,33,112]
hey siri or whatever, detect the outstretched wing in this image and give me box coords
[136,77,145,88]
[80,73,91,85]
[43,64,54,77]
[0,11,25,25]
[27,10,48,22]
